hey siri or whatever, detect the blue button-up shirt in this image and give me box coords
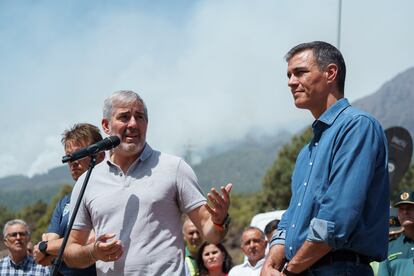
[271,98,389,261]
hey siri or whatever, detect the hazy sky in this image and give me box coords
[1,0,413,178]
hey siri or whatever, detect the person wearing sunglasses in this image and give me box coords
[1,219,49,275]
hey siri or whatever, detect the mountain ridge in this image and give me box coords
[1,66,413,211]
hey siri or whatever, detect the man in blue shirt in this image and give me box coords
[33,123,104,275]
[261,41,389,276]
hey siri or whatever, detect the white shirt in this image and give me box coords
[228,258,264,276]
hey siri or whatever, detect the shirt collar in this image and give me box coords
[106,142,153,167]
[244,257,265,268]
[315,98,350,126]
[8,255,29,269]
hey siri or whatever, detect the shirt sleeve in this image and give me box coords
[270,229,286,247]
[306,115,387,249]
[70,175,94,231]
[47,197,65,234]
[176,159,207,214]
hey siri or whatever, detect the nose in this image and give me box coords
[69,159,79,166]
[127,116,138,127]
[288,74,298,88]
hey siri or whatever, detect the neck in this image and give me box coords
[404,226,414,239]
[248,257,262,267]
[190,251,197,259]
[112,154,138,173]
[9,252,26,264]
[208,270,225,276]
[311,90,343,119]
[110,148,143,173]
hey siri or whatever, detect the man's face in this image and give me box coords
[286,49,330,112]
[183,220,202,254]
[102,100,148,157]
[241,229,267,265]
[3,224,29,257]
[398,204,414,228]
[65,140,91,181]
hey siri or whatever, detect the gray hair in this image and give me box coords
[3,219,30,238]
[103,90,148,122]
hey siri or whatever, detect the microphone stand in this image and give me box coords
[51,154,97,276]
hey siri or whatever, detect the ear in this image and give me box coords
[102,118,110,135]
[325,63,338,85]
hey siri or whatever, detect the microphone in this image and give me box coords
[62,136,120,163]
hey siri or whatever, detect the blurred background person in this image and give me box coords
[183,216,204,276]
[378,191,414,276]
[1,219,49,275]
[229,227,267,276]
[371,207,403,275]
[33,123,104,275]
[197,242,232,276]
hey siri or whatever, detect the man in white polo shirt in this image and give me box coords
[64,90,232,276]
[229,227,267,276]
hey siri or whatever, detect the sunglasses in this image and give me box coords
[6,231,29,238]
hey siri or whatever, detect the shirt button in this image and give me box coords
[298,203,301,206]
[304,182,307,186]
[315,142,318,146]
[309,162,313,166]
[289,246,293,250]
[292,224,295,228]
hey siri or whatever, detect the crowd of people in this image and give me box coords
[1,41,411,275]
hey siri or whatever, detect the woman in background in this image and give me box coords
[197,242,233,276]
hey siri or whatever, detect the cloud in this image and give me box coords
[27,135,62,178]
[0,0,413,177]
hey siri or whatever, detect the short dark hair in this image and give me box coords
[241,226,266,244]
[285,41,346,94]
[61,123,103,148]
[197,242,233,275]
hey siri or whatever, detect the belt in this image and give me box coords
[311,250,371,269]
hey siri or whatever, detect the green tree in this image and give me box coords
[392,163,414,203]
[258,128,312,212]
[31,184,73,242]
[226,192,260,263]
[16,200,48,242]
[0,204,15,233]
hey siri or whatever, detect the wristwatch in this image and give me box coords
[39,240,49,255]
[281,262,300,276]
[213,214,231,231]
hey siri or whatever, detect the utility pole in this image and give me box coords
[337,0,342,49]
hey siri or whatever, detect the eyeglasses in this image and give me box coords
[6,231,28,238]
